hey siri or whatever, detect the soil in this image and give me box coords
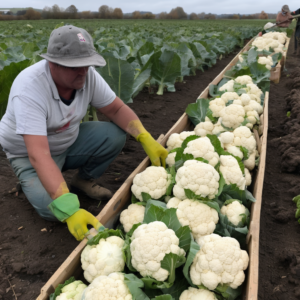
[258,36,300,300]
[0,46,243,299]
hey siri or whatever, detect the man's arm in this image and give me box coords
[23,135,69,199]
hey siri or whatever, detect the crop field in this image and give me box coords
[0,18,296,300]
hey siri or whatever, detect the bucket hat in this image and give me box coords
[40,25,106,67]
[282,5,290,12]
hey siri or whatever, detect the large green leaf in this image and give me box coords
[185,98,210,126]
[151,50,182,95]
[86,228,124,246]
[0,59,30,119]
[124,274,150,300]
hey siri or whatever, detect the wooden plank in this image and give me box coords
[245,92,269,300]
[36,37,263,300]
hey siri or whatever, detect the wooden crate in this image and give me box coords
[37,37,266,300]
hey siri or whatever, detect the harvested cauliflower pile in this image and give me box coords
[81,236,125,283]
[173,160,220,200]
[175,199,219,239]
[183,137,219,166]
[83,272,132,300]
[221,200,248,226]
[131,166,171,201]
[166,131,195,151]
[56,280,87,300]
[220,155,246,190]
[190,234,249,290]
[252,36,285,53]
[120,204,145,233]
[130,221,186,281]
[180,287,218,300]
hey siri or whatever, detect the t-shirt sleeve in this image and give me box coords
[90,68,116,109]
[13,96,47,136]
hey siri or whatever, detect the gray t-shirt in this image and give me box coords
[0,60,116,158]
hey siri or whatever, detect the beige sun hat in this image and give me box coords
[40,25,106,67]
[282,4,290,12]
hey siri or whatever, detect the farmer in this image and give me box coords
[290,8,300,54]
[276,5,293,28]
[0,25,168,241]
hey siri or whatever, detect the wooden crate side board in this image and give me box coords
[37,37,267,300]
[245,92,269,300]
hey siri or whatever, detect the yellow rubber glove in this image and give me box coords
[137,132,168,168]
[65,209,104,241]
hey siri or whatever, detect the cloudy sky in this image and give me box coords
[4,0,300,14]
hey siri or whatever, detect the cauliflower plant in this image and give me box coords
[131,166,171,201]
[180,287,218,300]
[83,272,132,300]
[176,199,219,239]
[219,104,245,129]
[190,234,249,290]
[220,155,246,190]
[120,204,145,233]
[166,131,195,151]
[81,236,125,283]
[194,117,214,137]
[221,200,248,226]
[173,160,220,200]
[130,221,185,281]
[56,280,87,300]
[183,137,219,167]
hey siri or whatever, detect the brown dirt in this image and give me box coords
[258,36,300,300]
[0,47,243,299]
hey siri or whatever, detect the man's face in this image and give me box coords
[49,62,89,91]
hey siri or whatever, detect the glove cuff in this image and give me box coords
[48,193,80,222]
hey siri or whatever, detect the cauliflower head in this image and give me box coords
[190,234,249,290]
[243,150,257,170]
[166,197,182,209]
[81,236,125,283]
[244,168,252,186]
[221,201,247,226]
[173,160,220,200]
[220,155,246,190]
[131,166,171,201]
[239,94,251,106]
[232,126,256,154]
[246,84,263,103]
[219,80,234,92]
[180,287,218,300]
[83,272,132,300]
[234,75,253,85]
[166,152,176,167]
[220,92,239,104]
[244,100,263,115]
[258,56,273,70]
[166,131,195,151]
[219,104,245,129]
[120,204,145,233]
[176,199,219,239]
[209,98,226,117]
[130,221,185,281]
[183,137,219,167]
[57,280,87,300]
[194,117,214,137]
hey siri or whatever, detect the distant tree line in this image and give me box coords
[0,6,276,21]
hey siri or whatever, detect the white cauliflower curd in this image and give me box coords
[166,131,195,151]
[221,201,248,226]
[190,234,249,290]
[130,221,185,281]
[166,152,176,167]
[219,80,234,92]
[120,204,145,233]
[220,155,246,190]
[81,236,125,283]
[220,92,239,104]
[166,197,182,209]
[131,166,171,201]
[257,56,273,70]
[57,280,87,300]
[232,126,256,154]
[194,117,214,137]
[173,160,220,200]
[219,104,245,129]
[82,272,132,300]
[180,287,218,300]
[176,199,219,239]
[183,137,219,166]
[234,75,253,85]
[209,98,226,117]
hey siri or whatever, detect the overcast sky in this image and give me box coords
[4,0,300,14]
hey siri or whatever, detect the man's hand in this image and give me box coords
[137,132,168,167]
[65,209,104,241]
